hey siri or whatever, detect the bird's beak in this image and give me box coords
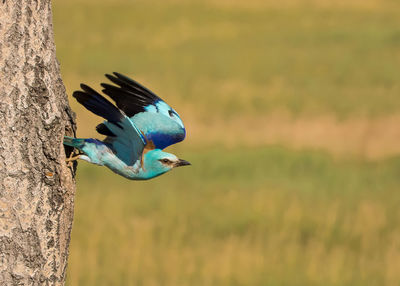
[175,159,191,167]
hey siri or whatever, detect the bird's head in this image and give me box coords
[142,149,191,179]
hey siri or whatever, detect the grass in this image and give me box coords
[54,0,400,119]
[51,0,400,285]
[68,147,400,286]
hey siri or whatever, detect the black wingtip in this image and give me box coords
[80,84,98,94]
[72,90,80,99]
[99,72,164,117]
[96,123,116,137]
[72,83,124,124]
[100,83,110,89]
[105,73,115,81]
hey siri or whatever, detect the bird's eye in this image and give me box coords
[168,110,174,117]
[160,159,170,164]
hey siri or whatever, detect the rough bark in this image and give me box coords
[0,0,76,285]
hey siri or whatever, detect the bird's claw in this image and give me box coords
[66,152,80,168]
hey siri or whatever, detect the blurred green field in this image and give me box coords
[69,148,400,286]
[53,0,400,285]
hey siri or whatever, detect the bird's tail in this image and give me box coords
[63,136,85,150]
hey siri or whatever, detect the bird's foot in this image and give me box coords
[66,152,80,168]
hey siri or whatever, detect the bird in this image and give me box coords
[63,72,190,180]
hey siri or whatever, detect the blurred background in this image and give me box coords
[53,0,400,285]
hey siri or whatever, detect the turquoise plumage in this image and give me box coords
[64,72,190,180]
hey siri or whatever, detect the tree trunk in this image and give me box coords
[0,0,76,285]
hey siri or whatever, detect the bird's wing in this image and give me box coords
[96,72,186,150]
[73,84,147,166]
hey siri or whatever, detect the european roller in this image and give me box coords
[64,72,190,180]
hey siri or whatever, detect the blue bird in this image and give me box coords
[64,72,190,180]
